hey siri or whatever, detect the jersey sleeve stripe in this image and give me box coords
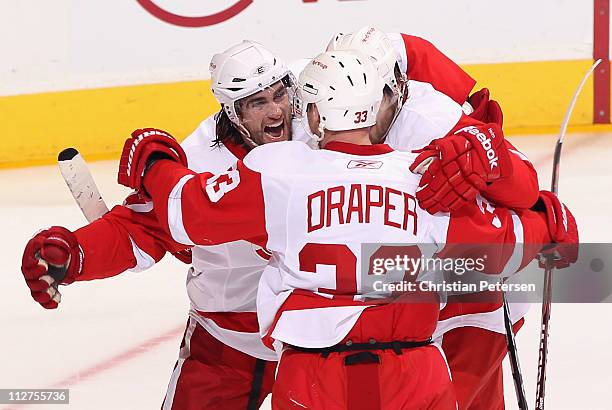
[509,148,530,162]
[124,201,154,213]
[168,174,196,245]
[501,211,525,277]
[126,235,156,272]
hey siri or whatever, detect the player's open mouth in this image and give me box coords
[264,121,285,139]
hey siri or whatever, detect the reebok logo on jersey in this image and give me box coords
[312,60,328,70]
[361,27,376,42]
[347,160,383,169]
[457,126,499,171]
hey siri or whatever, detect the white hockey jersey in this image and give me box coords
[177,116,276,359]
[153,82,470,357]
[385,80,464,151]
[159,115,313,360]
[144,140,551,353]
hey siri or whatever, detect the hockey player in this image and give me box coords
[327,26,539,213]
[113,49,578,409]
[20,35,538,409]
[327,26,539,409]
[21,41,293,410]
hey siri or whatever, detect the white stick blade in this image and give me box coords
[58,148,110,222]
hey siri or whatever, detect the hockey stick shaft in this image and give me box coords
[552,59,600,195]
[535,264,553,410]
[535,59,601,410]
[503,292,529,409]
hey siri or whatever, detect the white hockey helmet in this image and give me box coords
[209,40,294,125]
[296,49,384,137]
[327,26,402,92]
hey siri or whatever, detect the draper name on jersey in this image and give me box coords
[307,184,418,234]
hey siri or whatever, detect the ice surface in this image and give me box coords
[1,132,611,409]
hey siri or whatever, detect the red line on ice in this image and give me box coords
[1,325,184,410]
[51,325,183,387]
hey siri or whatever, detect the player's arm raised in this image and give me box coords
[400,34,505,125]
[73,193,190,280]
[410,114,539,214]
[119,128,268,248]
[401,33,476,105]
[398,32,539,212]
[462,88,540,209]
[21,182,188,309]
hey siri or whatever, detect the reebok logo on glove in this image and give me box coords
[456,126,499,171]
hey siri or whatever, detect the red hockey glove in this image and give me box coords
[467,88,504,127]
[532,191,579,269]
[118,128,188,194]
[21,226,81,309]
[409,123,513,214]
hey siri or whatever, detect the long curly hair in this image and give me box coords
[212,106,245,148]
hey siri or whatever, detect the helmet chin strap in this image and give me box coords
[302,109,325,144]
[399,73,409,106]
[228,97,267,149]
[379,78,410,141]
[316,121,325,143]
[236,121,261,149]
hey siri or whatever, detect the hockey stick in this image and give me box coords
[534,59,601,410]
[41,149,110,287]
[57,148,110,223]
[503,290,528,409]
[57,148,192,266]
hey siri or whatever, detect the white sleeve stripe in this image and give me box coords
[501,211,525,277]
[127,236,156,272]
[124,202,154,213]
[168,174,196,246]
[509,149,529,162]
